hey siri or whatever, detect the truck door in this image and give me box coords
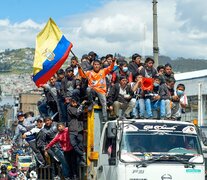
[97,129,117,180]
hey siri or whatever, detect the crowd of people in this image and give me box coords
[10,51,188,180]
[38,51,188,121]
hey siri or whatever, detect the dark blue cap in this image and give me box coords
[17,111,24,117]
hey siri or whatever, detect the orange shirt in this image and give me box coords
[78,62,114,94]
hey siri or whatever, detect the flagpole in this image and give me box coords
[70,50,77,58]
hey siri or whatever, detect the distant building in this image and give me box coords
[19,92,42,116]
[175,69,207,125]
[3,106,13,128]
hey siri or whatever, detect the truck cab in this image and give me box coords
[93,119,205,180]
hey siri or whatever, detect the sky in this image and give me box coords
[0,0,207,59]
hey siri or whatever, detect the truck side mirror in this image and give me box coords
[89,151,99,161]
[107,122,116,139]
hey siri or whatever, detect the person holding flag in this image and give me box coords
[78,58,115,122]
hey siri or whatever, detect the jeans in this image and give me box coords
[57,98,68,122]
[132,99,145,118]
[145,99,153,118]
[151,99,166,118]
[144,99,166,118]
[87,87,108,121]
[132,98,139,117]
[28,140,45,165]
[137,98,145,118]
[51,147,70,178]
[70,133,84,156]
[64,150,78,178]
[38,102,55,118]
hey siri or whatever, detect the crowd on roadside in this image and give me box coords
[9,51,188,180]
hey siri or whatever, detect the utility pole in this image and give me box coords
[152,0,159,67]
[142,23,146,61]
[198,83,203,126]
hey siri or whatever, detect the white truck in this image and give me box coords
[86,110,205,180]
[1,144,12,160]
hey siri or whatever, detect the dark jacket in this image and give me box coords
[43,89,58,113]
[80,61,92,71]
[61,76,81,98]
[159,83,171,100]
[107,83,134,106]
[67,104,85,156]
[67,104,85,133]
[164,72,175,82]
[128,61,143,79]
[36,122,58,149]
[140,66,157,78]
[144,86,160,100]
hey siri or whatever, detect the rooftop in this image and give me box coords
[175,69,207,81]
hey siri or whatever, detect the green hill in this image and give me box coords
[0,48,207,73]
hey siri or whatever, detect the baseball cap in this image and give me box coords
[17,111,24,117]
[36,117,44,122]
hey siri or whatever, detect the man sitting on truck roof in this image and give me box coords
[144,75,166,119]
[107,76,135,119]
[78,57,115,122]
[172,84,188,120]
[166,82,188,120]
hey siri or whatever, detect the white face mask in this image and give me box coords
[122,67,128,72]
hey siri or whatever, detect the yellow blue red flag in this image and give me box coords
[33,18,73,87]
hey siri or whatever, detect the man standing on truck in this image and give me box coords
[45,122,74,180]
[12,111,35,147]
[36,117,70,179]
[22,117,46,167]
[78,58,115,122]
[67,96,86,167]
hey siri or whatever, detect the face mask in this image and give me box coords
[177,90,184,96]
[153,82,159,87]
[122,67,128,72]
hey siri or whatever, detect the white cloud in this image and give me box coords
[13,19,43,29]
[62,0,207,59]
[0,0,207,59]
[0,19,10,27]
[0,19,43,49]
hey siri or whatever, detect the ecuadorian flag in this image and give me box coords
[33,18,73,87]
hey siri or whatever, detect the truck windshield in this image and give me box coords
[120,132,202,162]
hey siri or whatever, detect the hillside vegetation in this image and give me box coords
[0,48,207,73]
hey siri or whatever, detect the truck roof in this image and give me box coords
[108,119,194,125]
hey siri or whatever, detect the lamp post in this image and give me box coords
[152,0,159,67]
